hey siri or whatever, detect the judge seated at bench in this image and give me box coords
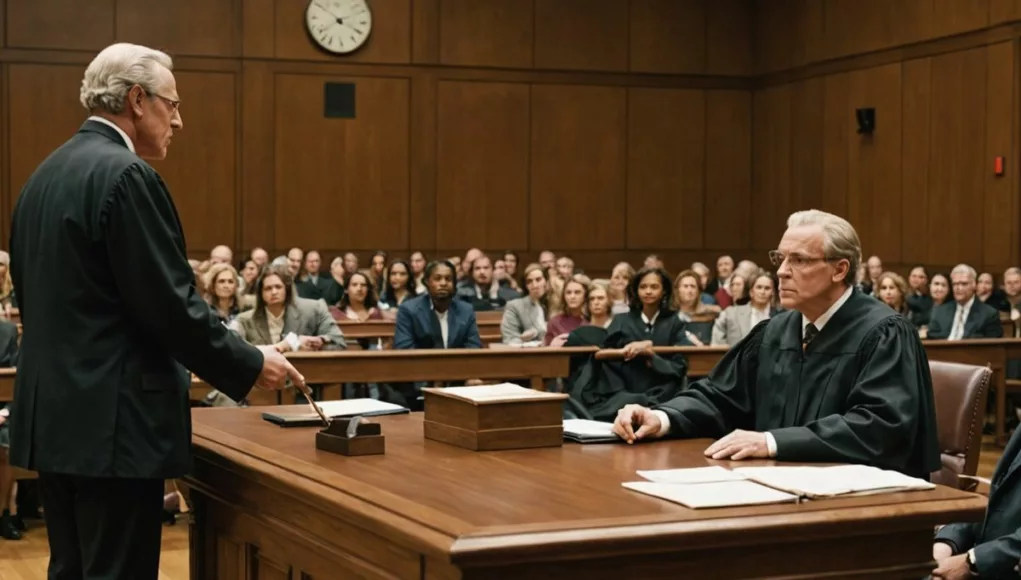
[926,264,1003,340]
[613,210,940,480]
[931,425,1021,579]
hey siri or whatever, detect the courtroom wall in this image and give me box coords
[752,1,1021,274]
[0,0,756,273]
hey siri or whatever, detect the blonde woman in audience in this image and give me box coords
[410,251,427,294]
[876,271,910,316]
[379,260,417,313]
[711,271,776,347]
[673,269,716,346]
[587,281,614,329]
[545,278,589,346]
[203,263,242,324]
[0,252,14,315]
[500,263,551,345]
[609,262,634,315]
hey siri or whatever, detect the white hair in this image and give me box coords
[786,209,862,285]
[950,264,977,281]
[80,43,173,114]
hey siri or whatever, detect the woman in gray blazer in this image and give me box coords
[711,272,777,347]
[501,263,552,345]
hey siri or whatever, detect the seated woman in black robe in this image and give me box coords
[565,267,691,421]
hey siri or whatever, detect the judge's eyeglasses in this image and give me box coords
[768,250,837,269]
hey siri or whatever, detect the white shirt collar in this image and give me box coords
[802,285,854,335]
[957,296,975,313]
[641,310,660,326]
[88,116,135,154]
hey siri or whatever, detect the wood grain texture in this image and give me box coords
[706,0,752,75]
[436,81,530,250]
[983,41,1016,270]
[5,64,85,216]
[273,74,410,251]
[751,84,792,252]
[626,88,705,249]
[116,0,240,57]
[155,71,239,254]
[241,0,275,57]
[239,61,275,253]
[629,0,706,74]
[438,0,533,69]
[901,57,933,267]
[703,91,752,250]
[529,84,626,250]
[186,409,987,579]
[534,0,628,72]
[5,0,115,50]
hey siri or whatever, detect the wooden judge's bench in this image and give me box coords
[184,408,986,580]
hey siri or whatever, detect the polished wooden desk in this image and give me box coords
[186,409,986,580]
[337,319,502,345]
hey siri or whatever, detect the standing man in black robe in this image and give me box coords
[8,43,304,579]
[613,209,940,479]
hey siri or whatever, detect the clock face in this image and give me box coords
[306,0,372,55]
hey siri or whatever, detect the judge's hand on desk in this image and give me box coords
[254,345,305,390]
[703,429,769,460]
[613,404,664,443]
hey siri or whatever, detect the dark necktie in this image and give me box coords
[803,323,819,350]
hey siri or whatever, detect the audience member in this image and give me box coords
[587,281,614,329]
[538,250,556,270]
[409,251,427,294]
[334,272,384,323]
[927,264,1002,340]
[379,260,417,311]
[501,263,552,345]
[250,247,269,268]
[296,250,333,301]
[285,247,303,278]
[711,272,776,347]
[394,260,481,350]
[545,278,588,346]
[203,263,242,324]
[609,262,635,315]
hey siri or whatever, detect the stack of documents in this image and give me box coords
[562,419,620,443]
[261,398,409,427]
[622,465,935,509]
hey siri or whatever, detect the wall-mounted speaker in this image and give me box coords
[855,107,875,135]
[324,82,356,118]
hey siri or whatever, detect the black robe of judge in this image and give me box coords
[656,289,941,479]
[566,310,691,421]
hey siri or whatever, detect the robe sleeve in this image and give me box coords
[102,164,263,402]
[971,526,1021,578]
[654,321,765,438]
[603,314,640,349]
[934,523,977,555]
[769,316,940,474]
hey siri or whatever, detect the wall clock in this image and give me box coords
[305,0,372,55]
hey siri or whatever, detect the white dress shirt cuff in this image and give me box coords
[651,410,671,438]
[765,432,777,457]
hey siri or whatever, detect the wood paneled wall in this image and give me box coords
[753,1,1021,274]
[0,0,754,275]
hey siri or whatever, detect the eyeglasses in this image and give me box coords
[150,93,181,112]
[768,250,837,269]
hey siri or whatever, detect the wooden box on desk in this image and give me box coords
[421,385,568,451]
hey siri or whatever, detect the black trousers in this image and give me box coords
[38,473,163,580]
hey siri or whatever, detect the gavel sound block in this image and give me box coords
[315,418,385,456]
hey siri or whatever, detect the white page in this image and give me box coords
[441,383,559,401]
[312,398,407,416]
[733,465,935,498]
[563,419,618,438]
[623,480,799,509]
[637,466,748,485]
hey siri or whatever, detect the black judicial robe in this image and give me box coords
[656,290,941,479]
[566,310,691,421]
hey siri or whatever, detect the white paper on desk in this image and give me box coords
[312,398,407,416]
[637,466,748,485]
[623,480,800,509]
[732,465,935,498]
[441,383,557,401]
[563,419,618,438]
